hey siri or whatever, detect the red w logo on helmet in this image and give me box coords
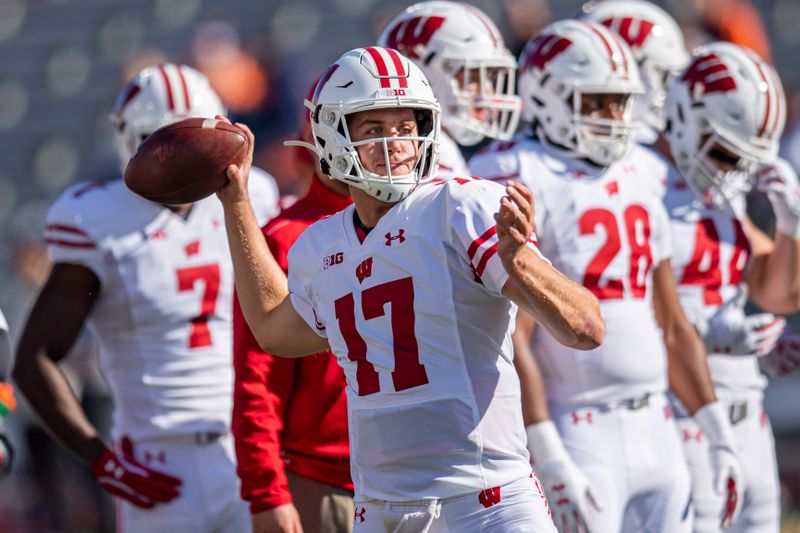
[601,17,654,48]
[682,53,737,96]
[520,34,573,72]
[384,16,446,58]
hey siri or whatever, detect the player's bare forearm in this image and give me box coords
[13,264,106,465]
[220,121,326,357]
[746,223,800,313]
[503,250,604,350]
[512,314,551,425]
[13,349,106,464]
[222,201,326,357]
[652,260,716,413]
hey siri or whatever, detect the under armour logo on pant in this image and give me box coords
[478,486,502,508]
[354,507,366,523]
[571,411,594,425]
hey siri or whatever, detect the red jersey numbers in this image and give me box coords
[176,264,220,348]
[579,205,653,300]
[680,218,750,305]
[334,277,428,396]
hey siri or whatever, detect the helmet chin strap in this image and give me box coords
[282,138,322,157]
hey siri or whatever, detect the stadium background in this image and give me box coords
[0,0,798,530]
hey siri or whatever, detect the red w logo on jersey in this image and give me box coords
[682,53,737,96]
[519,34,573,73]
[601,17,654,48]
[384,16,446,58]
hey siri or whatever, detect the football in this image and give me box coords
[124,117,248,205]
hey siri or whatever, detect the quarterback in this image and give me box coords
[219,47,603,532]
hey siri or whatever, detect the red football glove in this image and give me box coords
[90,436,182,508]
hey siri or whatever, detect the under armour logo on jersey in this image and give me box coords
[602,17,654,48]
[683,53,737,97]
[354,507,366,523]
[571,411,594,425]
[384,15,446,59]
[150,229,168,241]
[356,257,373,283]
[682,428,703,443]
[519,34,573,73]
[478,486,502,509]
[385,229,406,246]
[324,252,344,269]
[605,180,619,196]
[184,240,200,257]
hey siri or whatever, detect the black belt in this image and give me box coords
[194,430,225,445]
[599,393,651,412]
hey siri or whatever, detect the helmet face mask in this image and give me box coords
[519,20,644,166]
[305,48,441,203]
[377,1,521,146]
[665,42,786,207]
[111,63,226,172]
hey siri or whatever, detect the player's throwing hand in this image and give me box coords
[217,116,254,206]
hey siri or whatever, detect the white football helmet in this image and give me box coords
[111,63,225,169]
[518,19,644,166]
[665,42,786,206]
[581,0,689,134]
[377,1,521,146]
[289,47,440,203]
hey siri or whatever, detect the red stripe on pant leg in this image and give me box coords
[365,47,391,88]
[386,49,408,88]
[176,66,191,111]
[158,65,175,111]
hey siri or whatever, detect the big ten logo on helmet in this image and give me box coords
[381,88,408,97]
[324,252,344,269]
[384,16,446,58]
[683,53,737,97]
[601,17,654,48]
[519,34,573,73]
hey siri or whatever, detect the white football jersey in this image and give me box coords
[663,170,765,395]
[470,136,672,404]
[45,169,279,441]
[435,130,470,179]
[288,177,542,501]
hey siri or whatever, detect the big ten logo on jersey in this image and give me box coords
[324,252,344,269]
[356,257,373,284]
[580,203,653,300]
[680,218,750,305]
[683,53,737,97]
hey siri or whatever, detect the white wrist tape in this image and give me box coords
[694,401,736,450]
[526,420,568,466]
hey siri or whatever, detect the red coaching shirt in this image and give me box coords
[232,175,353,513]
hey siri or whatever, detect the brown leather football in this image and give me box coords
[124,117,248,205]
